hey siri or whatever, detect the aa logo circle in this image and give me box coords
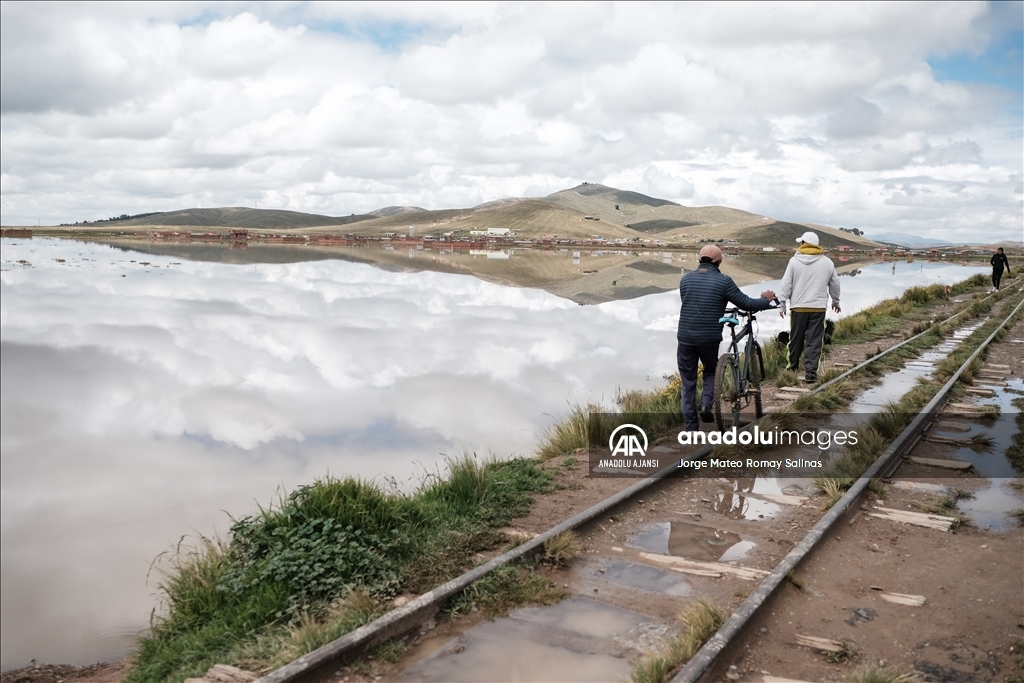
[608,424,648,458]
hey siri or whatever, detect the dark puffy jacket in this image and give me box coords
[677,262,772,345]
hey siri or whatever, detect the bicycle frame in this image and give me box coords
[722,309,764,386]
[714,307,766,429]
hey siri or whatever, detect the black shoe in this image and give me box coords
[805,375,817,384]
[699,405,714,423]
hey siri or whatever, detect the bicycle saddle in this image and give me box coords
[719,315,740,325]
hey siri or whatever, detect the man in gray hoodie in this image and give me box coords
[777,231,841,383]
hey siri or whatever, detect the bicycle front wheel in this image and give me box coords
[750,342,764,419]
[714,353,741,431]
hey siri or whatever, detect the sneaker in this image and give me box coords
[804,375,817,384]
[699,405,715,423]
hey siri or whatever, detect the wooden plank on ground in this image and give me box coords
[891,481,955,496]
[934,420,971,432]
[924,435,975,445]
[777,386,811,393]
[638,552,769,580]
[964,387,994,396]
[880,592,926,606]
[868,506,957,531]
[907,456,972,471]
[946,402,985,412]
[756,493,808,506]
[794,634,845,653]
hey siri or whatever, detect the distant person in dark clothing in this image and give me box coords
[677,245,775,430]
[991,247,1011,290]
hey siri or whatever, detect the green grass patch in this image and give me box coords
[129,455,558,683]
[833,274,989,345]
[447,563,565,619]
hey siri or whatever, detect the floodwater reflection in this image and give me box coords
[0,238,988,668]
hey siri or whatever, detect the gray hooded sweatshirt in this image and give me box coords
[778,251,841,311]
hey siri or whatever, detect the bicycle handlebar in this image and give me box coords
[724,299,781,317]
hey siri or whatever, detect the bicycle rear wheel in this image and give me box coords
[714,353,741,431]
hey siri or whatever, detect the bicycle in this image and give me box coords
[713,304,774,430]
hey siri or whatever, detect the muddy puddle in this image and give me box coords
[593,560,695,596]
[396,597,667,682]
[627,521,755,561]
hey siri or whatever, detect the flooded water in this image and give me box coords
[0,237,988,668]
[397,597,665,682]
[952,377,1024,530]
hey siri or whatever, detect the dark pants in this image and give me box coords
[677,342,719,430]
[788,310,826,381]
[993,269,1003,290]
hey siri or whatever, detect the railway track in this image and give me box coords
[256,283,1023,683]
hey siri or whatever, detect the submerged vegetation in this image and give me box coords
[129,456,557,683]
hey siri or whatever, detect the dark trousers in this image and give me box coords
[677,342,719,430]
[993,269,1003,290]
[788,310,826,380]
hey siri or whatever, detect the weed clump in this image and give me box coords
[543,530,581,567]
[630,599,725,683]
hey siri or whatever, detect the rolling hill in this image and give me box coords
[88,207,373,230]
[52,184,882,249]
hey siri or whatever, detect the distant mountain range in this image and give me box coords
[56,184,884,249]
[868,232,957,248]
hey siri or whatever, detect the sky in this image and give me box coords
[1,1,1021,241]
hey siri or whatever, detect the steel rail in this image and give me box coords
[255,281,1020,683]
[670,294,1024,683]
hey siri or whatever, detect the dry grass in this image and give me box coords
[630,599,725,683]
[543,530,581,567]
[846,664,915,683]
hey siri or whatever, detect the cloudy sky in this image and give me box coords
[1,1,1021,240]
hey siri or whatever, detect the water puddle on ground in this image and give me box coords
[713,482,782,520]
[627,521,755,561]
[595,560,695,596]
[397,597,666,682]
[951,377,1024,530]
[844,320,986,413]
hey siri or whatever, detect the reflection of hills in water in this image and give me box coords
[93,239,873,304]
[628,521,755,562]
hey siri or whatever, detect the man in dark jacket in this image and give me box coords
[677,245,775,430]
[991,247,1011,291]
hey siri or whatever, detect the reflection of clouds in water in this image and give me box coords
[3,239,676,455]
[1,238,680,666]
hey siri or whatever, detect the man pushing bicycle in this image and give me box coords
[677,244,776,431]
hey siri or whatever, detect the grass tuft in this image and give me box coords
[846,664,915,683]
[447,564,565,618]
[543,530,581,567]
[630,599,725,683]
